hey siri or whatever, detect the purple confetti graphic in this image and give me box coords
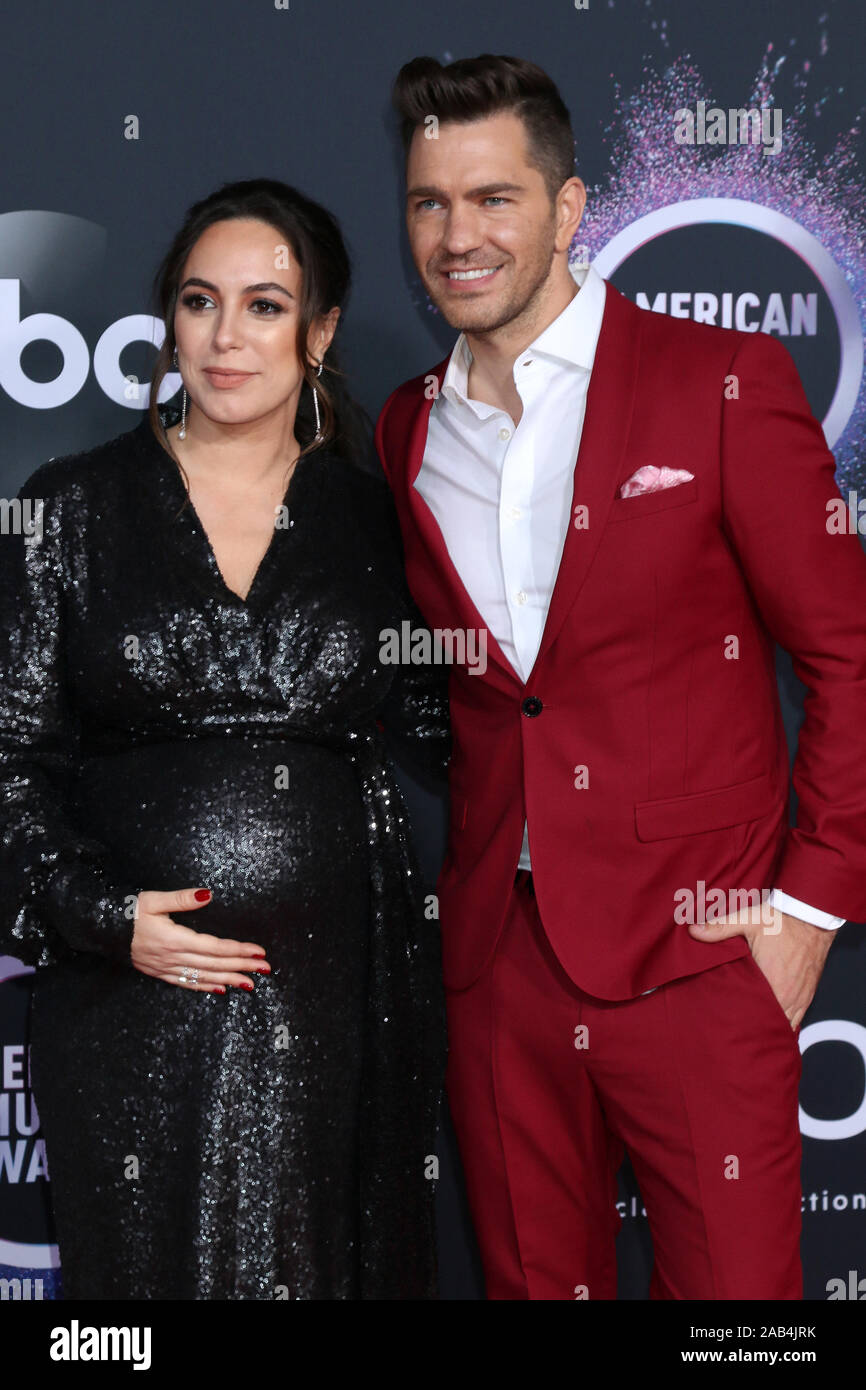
[579,37,865,491]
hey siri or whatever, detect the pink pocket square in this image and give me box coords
[618,465,695,499]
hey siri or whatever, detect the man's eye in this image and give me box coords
[485,197,507,206]
[417,199,441,211]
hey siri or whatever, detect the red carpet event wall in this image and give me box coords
[0,0,864,1301]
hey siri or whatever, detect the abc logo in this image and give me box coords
[0,279,178,410]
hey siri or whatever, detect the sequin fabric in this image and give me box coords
[0,404,450,1299]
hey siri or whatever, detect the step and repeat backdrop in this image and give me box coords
[0,0,864,1301]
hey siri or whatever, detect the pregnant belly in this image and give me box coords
[72,737,369,959]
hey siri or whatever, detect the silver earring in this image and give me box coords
[171,348,188,439]
[312,359,324,443]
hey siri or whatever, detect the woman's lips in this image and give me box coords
[203,368,256,388]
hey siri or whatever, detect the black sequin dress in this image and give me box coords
[0,405,449,1300]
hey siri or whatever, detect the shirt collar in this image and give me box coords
[439,262,607,411]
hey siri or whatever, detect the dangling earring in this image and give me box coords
[311,358,324,444]
[171,348,188,439]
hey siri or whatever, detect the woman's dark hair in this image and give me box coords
[148,177,372,490]
[391,54,576,205]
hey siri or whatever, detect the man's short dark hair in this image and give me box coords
[392,54,576,206]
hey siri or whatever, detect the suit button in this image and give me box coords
[522,695,543,717]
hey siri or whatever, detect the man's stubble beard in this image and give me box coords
[425,227,558,338]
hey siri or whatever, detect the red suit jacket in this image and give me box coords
[375,279,866,997]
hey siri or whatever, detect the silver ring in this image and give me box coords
[178,967,199,985]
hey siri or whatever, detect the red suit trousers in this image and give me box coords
[445,871,803,1299]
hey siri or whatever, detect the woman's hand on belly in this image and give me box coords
[131,888,271,992]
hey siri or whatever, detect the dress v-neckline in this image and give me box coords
[176,465,296,608]
[138,406,311,610]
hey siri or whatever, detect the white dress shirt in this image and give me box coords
[415,263,843,931]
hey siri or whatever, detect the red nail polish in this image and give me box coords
[257,965,271,974]
[213,986,226,994]
[239,981,254,991]
[194,889,211,902]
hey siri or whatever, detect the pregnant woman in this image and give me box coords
[0,179,449,1299]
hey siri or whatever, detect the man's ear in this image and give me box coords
[555,177,586,254]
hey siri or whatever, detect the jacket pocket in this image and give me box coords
[634,770,780,842]
[608,476,699,522]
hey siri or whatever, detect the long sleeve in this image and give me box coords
[721,331,866,923]
[374,476,451,785]
[377,600,452,785]
[0,463,137,967]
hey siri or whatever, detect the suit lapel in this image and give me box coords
[389,279,642,689]
[528,281,642,678]
[398,371,520,691]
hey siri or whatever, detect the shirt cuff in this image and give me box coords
[769,888,845,931]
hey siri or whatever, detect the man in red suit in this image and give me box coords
[375,54,866,1298]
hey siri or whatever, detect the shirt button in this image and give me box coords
[522,696,543,717]
[515,590,527,605]
[498,427,511,441]
[510,506,522,519]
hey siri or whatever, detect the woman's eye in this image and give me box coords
[178,294,283,314]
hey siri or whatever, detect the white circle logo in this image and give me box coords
[593,198,863,448]
[798,1019,866,1140]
